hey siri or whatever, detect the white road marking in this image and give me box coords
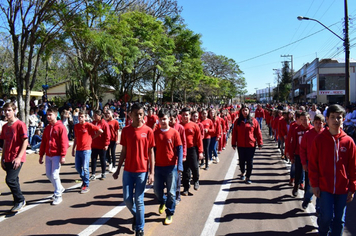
[200,151,238,236]
[78,185,152,236]
[0,183,82,223]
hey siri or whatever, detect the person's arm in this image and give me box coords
[113,146,126,179]
[231,120,238,150]
[1,140,6,170]
[92,129,103,140]
[72,137,77,157]
[13,137,28,170]
[147,147,155,184]
[300,134,308,171]
[347,141,356,203]
[254,119,263,149]
[176,145,183,172]
[309,139,320,198]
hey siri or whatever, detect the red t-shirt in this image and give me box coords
[74,122,100,151]
[0,120,28,162]
[181,121,203,153]
[154,128,182,167]
[120,125,155,173]
[107,119,120,141]
[201,119,214,139]
[146,115,158,130]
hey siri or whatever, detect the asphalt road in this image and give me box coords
[0,125,355,236]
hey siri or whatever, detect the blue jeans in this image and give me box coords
[154,165,178,216]
[31,142,41,150]
[318,191,347,236]
[28,126,36,145]
[46,155,64,196]
[75,150,91,187]
[123,171,148,231]
[303,171,313,203]
[209,136,218,161]
[256,117,263,129]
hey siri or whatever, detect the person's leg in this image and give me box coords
[154,166,166,205]
[83,150,91,187]
[75,151,84,182]
[182,159,190,192]
[203,138,210,168]
[123,171,136,216]
[190,147,199,183]
[31,142,41,150]
[134,172,148,231]
[237,147,246,175]
[51,156,64,196]
[165,166,178,216]
[45,155,55,186]
[110,141,117,168]
[5,162,25,203]
[293,155,302,194]
[99,149,107,175]
[303,171,313,206]
[213,138,219,156]
[91,148,98,175]
[209,137,216,161]
[318,191,335,236]
[330,193,347,236]
[176,172,182,202]
[245,147,256,179]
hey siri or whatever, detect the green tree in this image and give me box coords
[0,0,82,123]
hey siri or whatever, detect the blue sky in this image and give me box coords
[177,0,356,94]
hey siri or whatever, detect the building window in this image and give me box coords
[319,74,345,90]
[312,77,317,93]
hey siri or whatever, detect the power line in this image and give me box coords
[237,21,340,64]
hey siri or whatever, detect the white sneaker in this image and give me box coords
[52,196,62,205]
[108,163,113,172]
[110,167,117,173]
[214,157,220,163]
[89,175,96,181]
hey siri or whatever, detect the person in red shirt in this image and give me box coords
[255,104,265,129]
[208,109,221,163]
[290,111,313,197]
[299,114,325,210]
[154,108,183,225]
[72,111,103,194]
[113,103,155,235]
[90,110,110,180]
[146,107,158,130]
[200,109,214,170]
[39,106,69,205]
[169,109,186,205]
[309,104,356,236]
[0,102,28,212]
[105,109,120,173]
[180,107,203,195]
[231,104,263,184]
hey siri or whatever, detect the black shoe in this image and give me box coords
[302,200,309,210]
[11,200,26,212]
[132,216,136,231]
[245,178,252,184]
[292,187,298,197]
[194,181,199,191]
[136,230,144,236]
[181,190,188,196]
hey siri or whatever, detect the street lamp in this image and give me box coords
[297,1,350,105]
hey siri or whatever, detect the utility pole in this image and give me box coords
[254,87,258,102]
[281,55,293,103]
[273,69,280,102]
[266,83,271,103]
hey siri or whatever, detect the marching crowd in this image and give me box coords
[0,98,355,236]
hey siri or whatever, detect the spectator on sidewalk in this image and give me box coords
[39,107,69,205]
[0,102,28,212]
[31,129,42,152]
[309,104,356,236]
[113,103,155,236]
